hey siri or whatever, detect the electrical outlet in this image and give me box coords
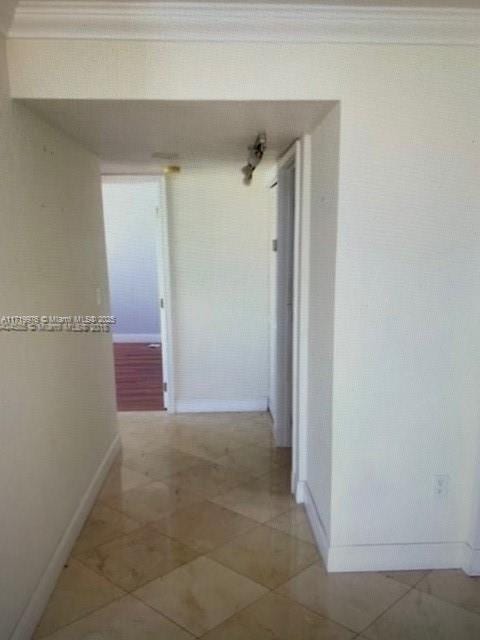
[434,474,450,497]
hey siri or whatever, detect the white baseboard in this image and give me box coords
[113,333,161,343]
[292,471,300,499]
[327,541,468,573]
[299,480,473,574]
[175,398,268,413]
[462,545,480,576]
[11,434,121,640]
[301,481,330,567]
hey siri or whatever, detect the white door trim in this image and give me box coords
[102,173,174,412]
[273,142,296,449]
[294,135,311,498]
[157,175,176,413]
[274,137,310,495]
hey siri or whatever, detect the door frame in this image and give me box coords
[274,144,297,448]
[101,173,175,413]
[156,174,176,412]
[271,137,311,498]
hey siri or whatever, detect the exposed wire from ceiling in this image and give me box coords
[242,133,267,185]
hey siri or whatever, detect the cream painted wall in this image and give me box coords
[330,65,480,564]
[0,36,117,638]
[167,161,272,411]
[306,104,340,543]
[6,37,480,570]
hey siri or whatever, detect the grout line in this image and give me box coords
[94,494,148,525]
[208,543,320,592]
[270,559,362,635]
[263,590,357,638]
[411,570,432,586]
[355,583,416,638]
[409,582,480,620]
[128,591,198,638]
[36,594,128,640]
[35,576,127,640]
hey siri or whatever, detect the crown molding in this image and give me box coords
[9,1,480,46]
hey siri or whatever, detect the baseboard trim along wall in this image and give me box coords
[328,541,468,573]
[113,333,161,343]
[300,481,330,566]
[462,546,480,576]
[11,434,121,640]
[292,471,300,498]
[175,398,268,413]
[299,480,480,574]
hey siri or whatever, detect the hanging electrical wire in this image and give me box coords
[241,133,267,185]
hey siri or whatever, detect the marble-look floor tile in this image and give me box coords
[266,505,315,544]
[120,447,203,481]
[153,500,257,552]
[277,561,409,633]
[104,481,204,524]
[162,460,249,498]
[227,421,275,447]
[134,556,268,636]
[202,592,355,640]
[379,569,430,587]
[76,523,199,591]
[120,433,194,458]
[416,569,480,614]
[362,588,480,639]
[170,431,245,462]
[36,595,194,639]
[33,560,124,638]
[230,429,274,448]
[118,410,169,424]
[209,524,319,588]
[118,415,173,444]
[71,503,140,556]
[171,412,271,432]
[119,431,167,452]
[211,470,295,523]
[216,444,290,478]
[41,413,467,640]
[98,463,151,501]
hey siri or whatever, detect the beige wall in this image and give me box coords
[0,35,117,638]
[168,161,273,411]
[306,105,340,542]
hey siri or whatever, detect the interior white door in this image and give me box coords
[155,175,175,412]
[274,143,299,447]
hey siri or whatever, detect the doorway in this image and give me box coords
[269,142,303,453]
[102,175,173,411]
[269,139,309,498]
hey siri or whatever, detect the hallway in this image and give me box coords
[33,413,480,639]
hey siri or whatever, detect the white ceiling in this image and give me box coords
[24,100,334,166]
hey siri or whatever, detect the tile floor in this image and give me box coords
[34,411,480,639]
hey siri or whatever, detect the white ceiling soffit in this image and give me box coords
[24,99,334,162]
[10,1,480,46]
